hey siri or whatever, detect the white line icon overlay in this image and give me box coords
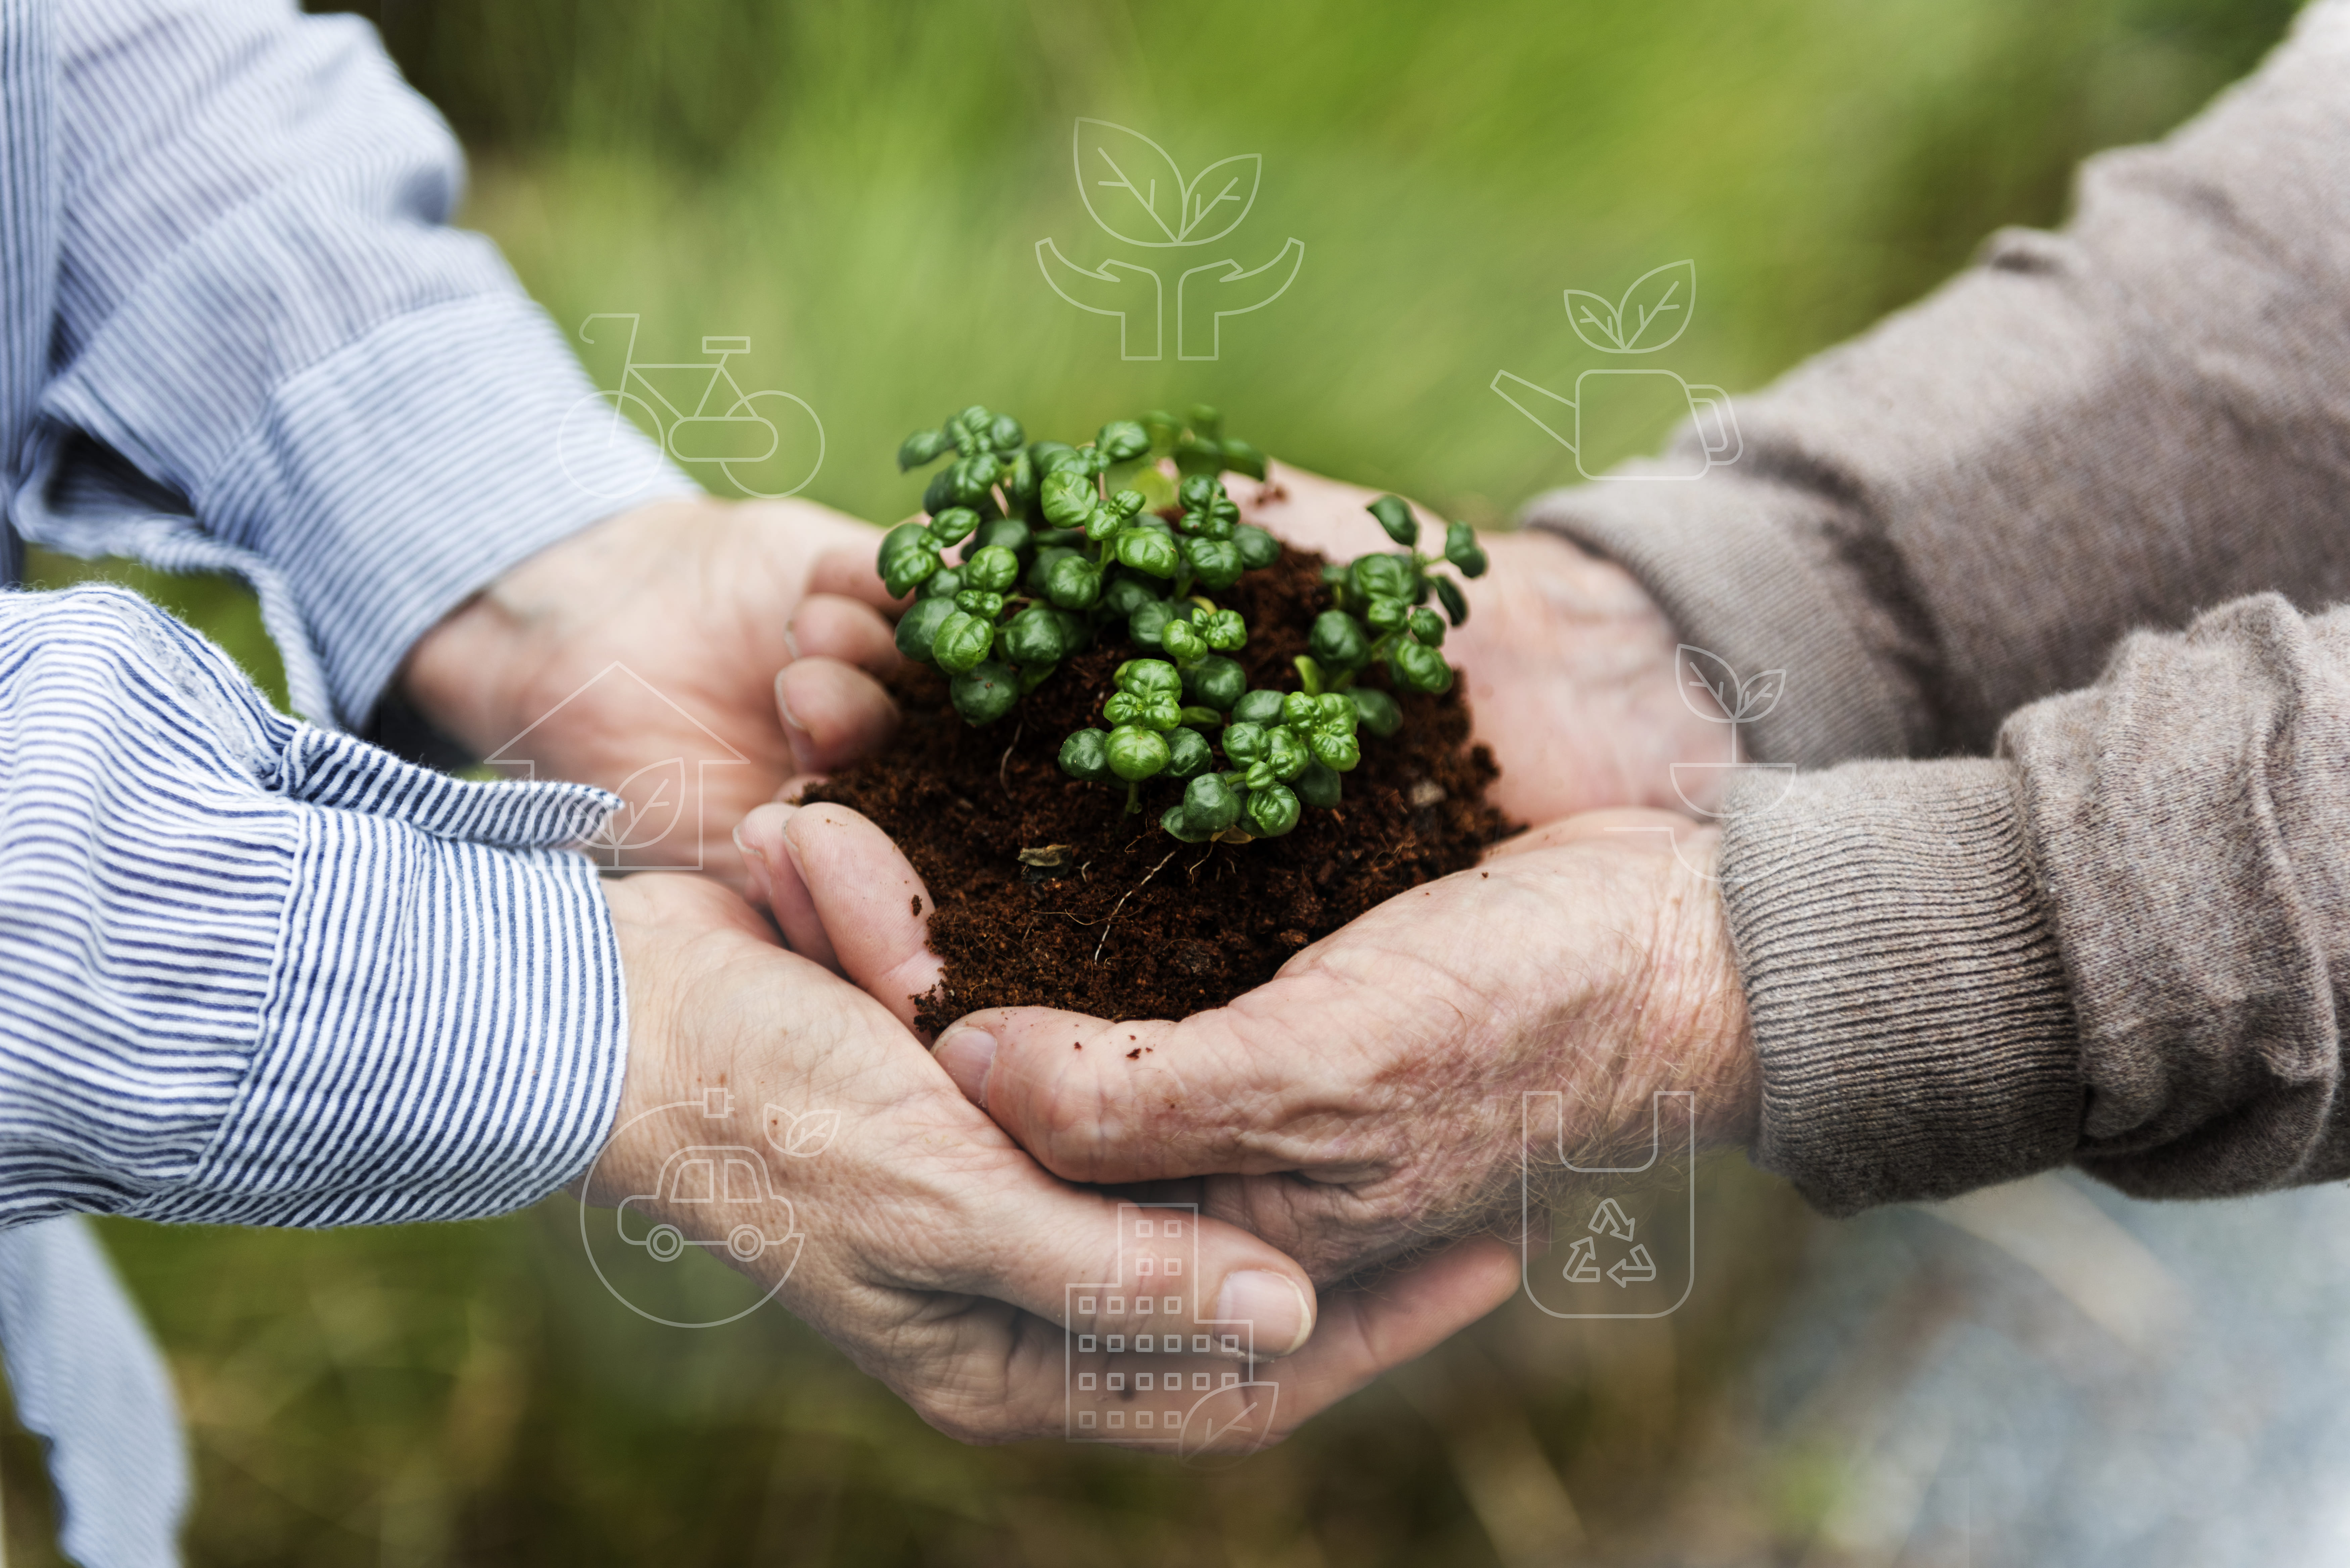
[578,1086,832,1330]
[558,313,825,499]
[1064,1202,1279,1462]
[1494,260,1741,480]
[1038,120,1303,362]
[1521,1090,1696,1320]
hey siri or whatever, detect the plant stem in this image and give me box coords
[1124,780,1141,815]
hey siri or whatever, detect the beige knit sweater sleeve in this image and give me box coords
[1523,2,2350,1213]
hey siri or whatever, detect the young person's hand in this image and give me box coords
[1224,462,1731,820]
[401,496,908,891]
[591,867,1520,1450]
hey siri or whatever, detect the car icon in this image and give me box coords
[616,1145,798,1266]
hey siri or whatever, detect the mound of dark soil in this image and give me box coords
[802,546,1513,1029]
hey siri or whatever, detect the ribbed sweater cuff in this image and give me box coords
[1519,476,1909,767]
[1718,758,2083,1215]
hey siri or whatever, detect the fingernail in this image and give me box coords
[781,621,801,663]
[732,821,775,908]
[933,1027,997,1109]
[774,669,809,736]
[1216,1270,1315,1360]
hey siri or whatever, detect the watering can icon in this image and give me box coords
[1492,368,1742,482]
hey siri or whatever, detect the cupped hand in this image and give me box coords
[401,495,908,891]
[751,798,1761,1286]
[592,860,1520,1450]
[1224,461,1729,822]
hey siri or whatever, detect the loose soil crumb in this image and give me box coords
[803,546,1515,1028]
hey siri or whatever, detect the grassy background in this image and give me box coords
[12,0,2298,1561]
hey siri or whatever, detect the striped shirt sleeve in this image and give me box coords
[16,0,696,729]
[0,583,629,1228]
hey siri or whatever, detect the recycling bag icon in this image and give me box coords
[1520,1090,1695,1319]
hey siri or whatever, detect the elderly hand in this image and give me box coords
[591,860,1520,1450]
[400,495,907,891]
[1222,462,1730,821]
[748,800,1761,1285]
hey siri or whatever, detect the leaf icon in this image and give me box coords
[1735,669,1786,724]
[604,756,688,849]
[1564,260,1697,355]
[1179,152,1261,246]
[1075,119,1186,247]
[1675,645,1740,724]
[1564,288,1626,353]
[766,1106,840,1159]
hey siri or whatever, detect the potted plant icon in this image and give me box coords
[617,1145,803,1271]
[1668,646,1795,818]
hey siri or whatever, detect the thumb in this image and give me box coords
[737,801,943,1031]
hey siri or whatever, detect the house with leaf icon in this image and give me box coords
[481,662,747,871]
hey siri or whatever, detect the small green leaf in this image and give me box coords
[951,660,1020,726]
[987,413,1025,454]
[1182,654,1246,711]
[1265,726,1309,781]
[1309,609,1369,668]
[1198,610,1247,651]
[925,506,980,547]
[898,428,951,471]
[1115,527,1181,579]
[1183,773,1241,831]
[1106,725,1171,781]
[948,452,1002,503]
[1444,521,1489,578]
[1367,494,1418,547]
[1030,441,1084,476]
[965,519,1030,560]
[882,543,942,599]
[1182,536,1244,590]
[1407,607,1446,646]
[1177,704,1224,730]
[1308,728,1361,772]
[894,596,957,666]
[1293,655,1324,696]
[1161,804,1214,843]
[917,565,963,600]
[1166,726,1214,779]
[1281,692,1318,728]
[1243,781,1301,837]
[1434,574,1469,626]
[952,589,1004,619]
[1364,594,1408,632]
[1096,420,1152,462]
[1160,617,1207,666]
[1348,687,1403,737]
[1127,597,1174,649]
[1040,470,1095,528]
[1349,553,1412,602]
[1234,525,1281,570]
[998,604,1066,666]
[1102,576,1157,617]
[1295,760,1342,809]
[1391,638,1455,694]
[1221,721,1269,764]
[1230,690,1286,726]
[1042,553,1102,610]
[1115,658,1183,697]
[963,545,1020,593]
[1058,727,1111,782]
[932,610,995,674]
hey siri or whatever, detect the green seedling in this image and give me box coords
[885,404,1481,842]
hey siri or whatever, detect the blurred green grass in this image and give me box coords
[7,0,2298,1561]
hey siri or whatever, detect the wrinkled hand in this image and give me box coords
[1224,461,1729,821]
[592,856,1520,1449]
[751,800,1759,1285]
[401,496,907,890]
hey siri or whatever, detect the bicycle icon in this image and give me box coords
[558,313,825,500]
